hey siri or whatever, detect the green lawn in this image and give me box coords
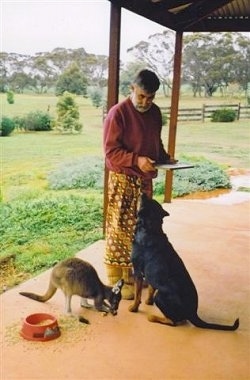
[1,93,249,201]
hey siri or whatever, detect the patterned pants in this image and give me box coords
[104,171,152,267]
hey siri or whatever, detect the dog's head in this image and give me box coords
[137,194,169,231]
[108,279,124,315]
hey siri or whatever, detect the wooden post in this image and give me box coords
[164,31,183,203]
[202,103,205,122]
[103,2,121,234]
[237,102,240,120]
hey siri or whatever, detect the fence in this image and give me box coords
[161,103,250,122]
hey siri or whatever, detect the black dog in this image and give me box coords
[129,194,239,331]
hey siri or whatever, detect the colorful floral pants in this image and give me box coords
[104,171,152,267]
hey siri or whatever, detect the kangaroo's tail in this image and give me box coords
[19,282,57,303]
[190,315,239,331]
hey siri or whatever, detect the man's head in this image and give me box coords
[130,69,160,113]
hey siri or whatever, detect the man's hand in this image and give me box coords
[137,156,156,173]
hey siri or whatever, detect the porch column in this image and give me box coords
[103,2,121,233]
[164,30,183,202]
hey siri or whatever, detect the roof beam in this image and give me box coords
[173,0,236,30]
[110,0,177,29]
[184,16,250,32]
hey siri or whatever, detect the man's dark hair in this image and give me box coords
[133,69,160,93]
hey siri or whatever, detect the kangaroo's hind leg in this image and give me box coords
[81,298,92,309]
[64,294,73,314]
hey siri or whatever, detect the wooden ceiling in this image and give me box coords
[109,0,250,32]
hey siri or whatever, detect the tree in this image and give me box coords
[0,52,9,92]
[182,32,248,97]
[119,61,145,96]
[84,54,108,88]
[9,72,35,93]
[55,63,88,96]
[233,33,250,97]
[55,92,83,133]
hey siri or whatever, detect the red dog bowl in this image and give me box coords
[20,313,60,341]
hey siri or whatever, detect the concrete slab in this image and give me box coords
[1,198,250,380]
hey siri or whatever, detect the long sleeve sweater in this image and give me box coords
[103,97,169,179]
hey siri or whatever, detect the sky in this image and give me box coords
[1,0,166,61]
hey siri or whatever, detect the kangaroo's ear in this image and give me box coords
[112,279,124,294]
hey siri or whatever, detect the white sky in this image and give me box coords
[1,0,167,61]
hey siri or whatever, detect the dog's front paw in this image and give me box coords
[128,302,141,313]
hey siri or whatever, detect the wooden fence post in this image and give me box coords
[237,103,240,120]
[202,104,205,122]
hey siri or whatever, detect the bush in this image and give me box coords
[47,156,104,190]
[7,91,14,104]
[211,108,236,122]
[25,111,53,131]
[0,116,15,136]
[56,92,83,133]
[162,112,168,126]
[13,115,26,131]
[154,157,231,198]
[89,88,103,108]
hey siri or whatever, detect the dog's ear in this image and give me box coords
[163,209,169,218]
[138,193,149,216]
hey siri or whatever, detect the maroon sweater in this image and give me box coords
[103,97,169,179]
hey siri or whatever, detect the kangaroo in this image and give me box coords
[20,258,124,318]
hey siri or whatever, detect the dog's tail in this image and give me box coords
[19,281,57,303]
[190,315,239,331]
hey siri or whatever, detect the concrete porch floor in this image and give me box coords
[1,195,250,380]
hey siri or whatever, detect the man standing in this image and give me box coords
[103,69,174,299]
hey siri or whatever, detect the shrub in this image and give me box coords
[24,111,53,131]
[154,157,231,198]
[56,92,83,133]
[13,115,26,131]
[162,112,168,126]
[47,156,104,190]
[211,108,236,122]
[89,88,103,108]
[7,91,14,104]
[0,116,15,136]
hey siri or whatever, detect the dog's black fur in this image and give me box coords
[129,194,239,331]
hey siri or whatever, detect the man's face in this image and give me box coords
[130,84,155,113]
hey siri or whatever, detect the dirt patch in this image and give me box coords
[4,315,89,348]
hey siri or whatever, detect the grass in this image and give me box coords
[1,92,249,201]
[170,121,250,169]
[1,93,249,201]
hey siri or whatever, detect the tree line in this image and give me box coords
[1,32,249,99]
